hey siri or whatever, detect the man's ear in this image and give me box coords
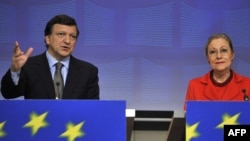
[45,36,49,44]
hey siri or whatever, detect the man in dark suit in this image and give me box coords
[1,14,99,99]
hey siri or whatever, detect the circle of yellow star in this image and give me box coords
[0,121,7,137]
[216,113,240,128]
[60,121,85,141]
[186,122,200,141]
[23,112,49,136]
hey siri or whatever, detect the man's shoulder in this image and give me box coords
[25,53,47,67]
[70,56,98,69]
[28,52,46,61]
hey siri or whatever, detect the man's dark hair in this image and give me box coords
[44,14,80,47]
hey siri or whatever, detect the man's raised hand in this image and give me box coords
[11,41,33,72]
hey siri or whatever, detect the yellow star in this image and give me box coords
[60,121,85,141]
[216,113,240,128]
[186,122,200,141]
[23,112,49,136]
[0,121,7,137]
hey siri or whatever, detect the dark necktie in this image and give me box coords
[54,62,64,99]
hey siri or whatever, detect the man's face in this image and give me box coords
[45,24,77,60]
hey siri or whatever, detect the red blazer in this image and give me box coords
[184,70,250,110]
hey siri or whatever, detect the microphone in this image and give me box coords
[55,82,60,99]
[242,89,249,101]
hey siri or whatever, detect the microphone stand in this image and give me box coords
[56,82,60,100]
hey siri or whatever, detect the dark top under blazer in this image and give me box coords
[1,52,99,99]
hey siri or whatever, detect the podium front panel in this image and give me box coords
[0,100,126,141]
[186,101,250,141]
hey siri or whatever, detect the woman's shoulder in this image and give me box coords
[189,72,210,84]
[233,71,250,83]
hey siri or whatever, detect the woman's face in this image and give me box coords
[207,38,234,72]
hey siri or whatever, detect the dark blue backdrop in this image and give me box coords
[1,0,250,117]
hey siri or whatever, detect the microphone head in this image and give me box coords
[242,88,249,101]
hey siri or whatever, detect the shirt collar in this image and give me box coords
[46,51,70,69]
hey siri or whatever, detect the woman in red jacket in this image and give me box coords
[184,33,250,110]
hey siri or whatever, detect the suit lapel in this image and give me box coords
[35,53,56,98]
[63,57,81,98]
